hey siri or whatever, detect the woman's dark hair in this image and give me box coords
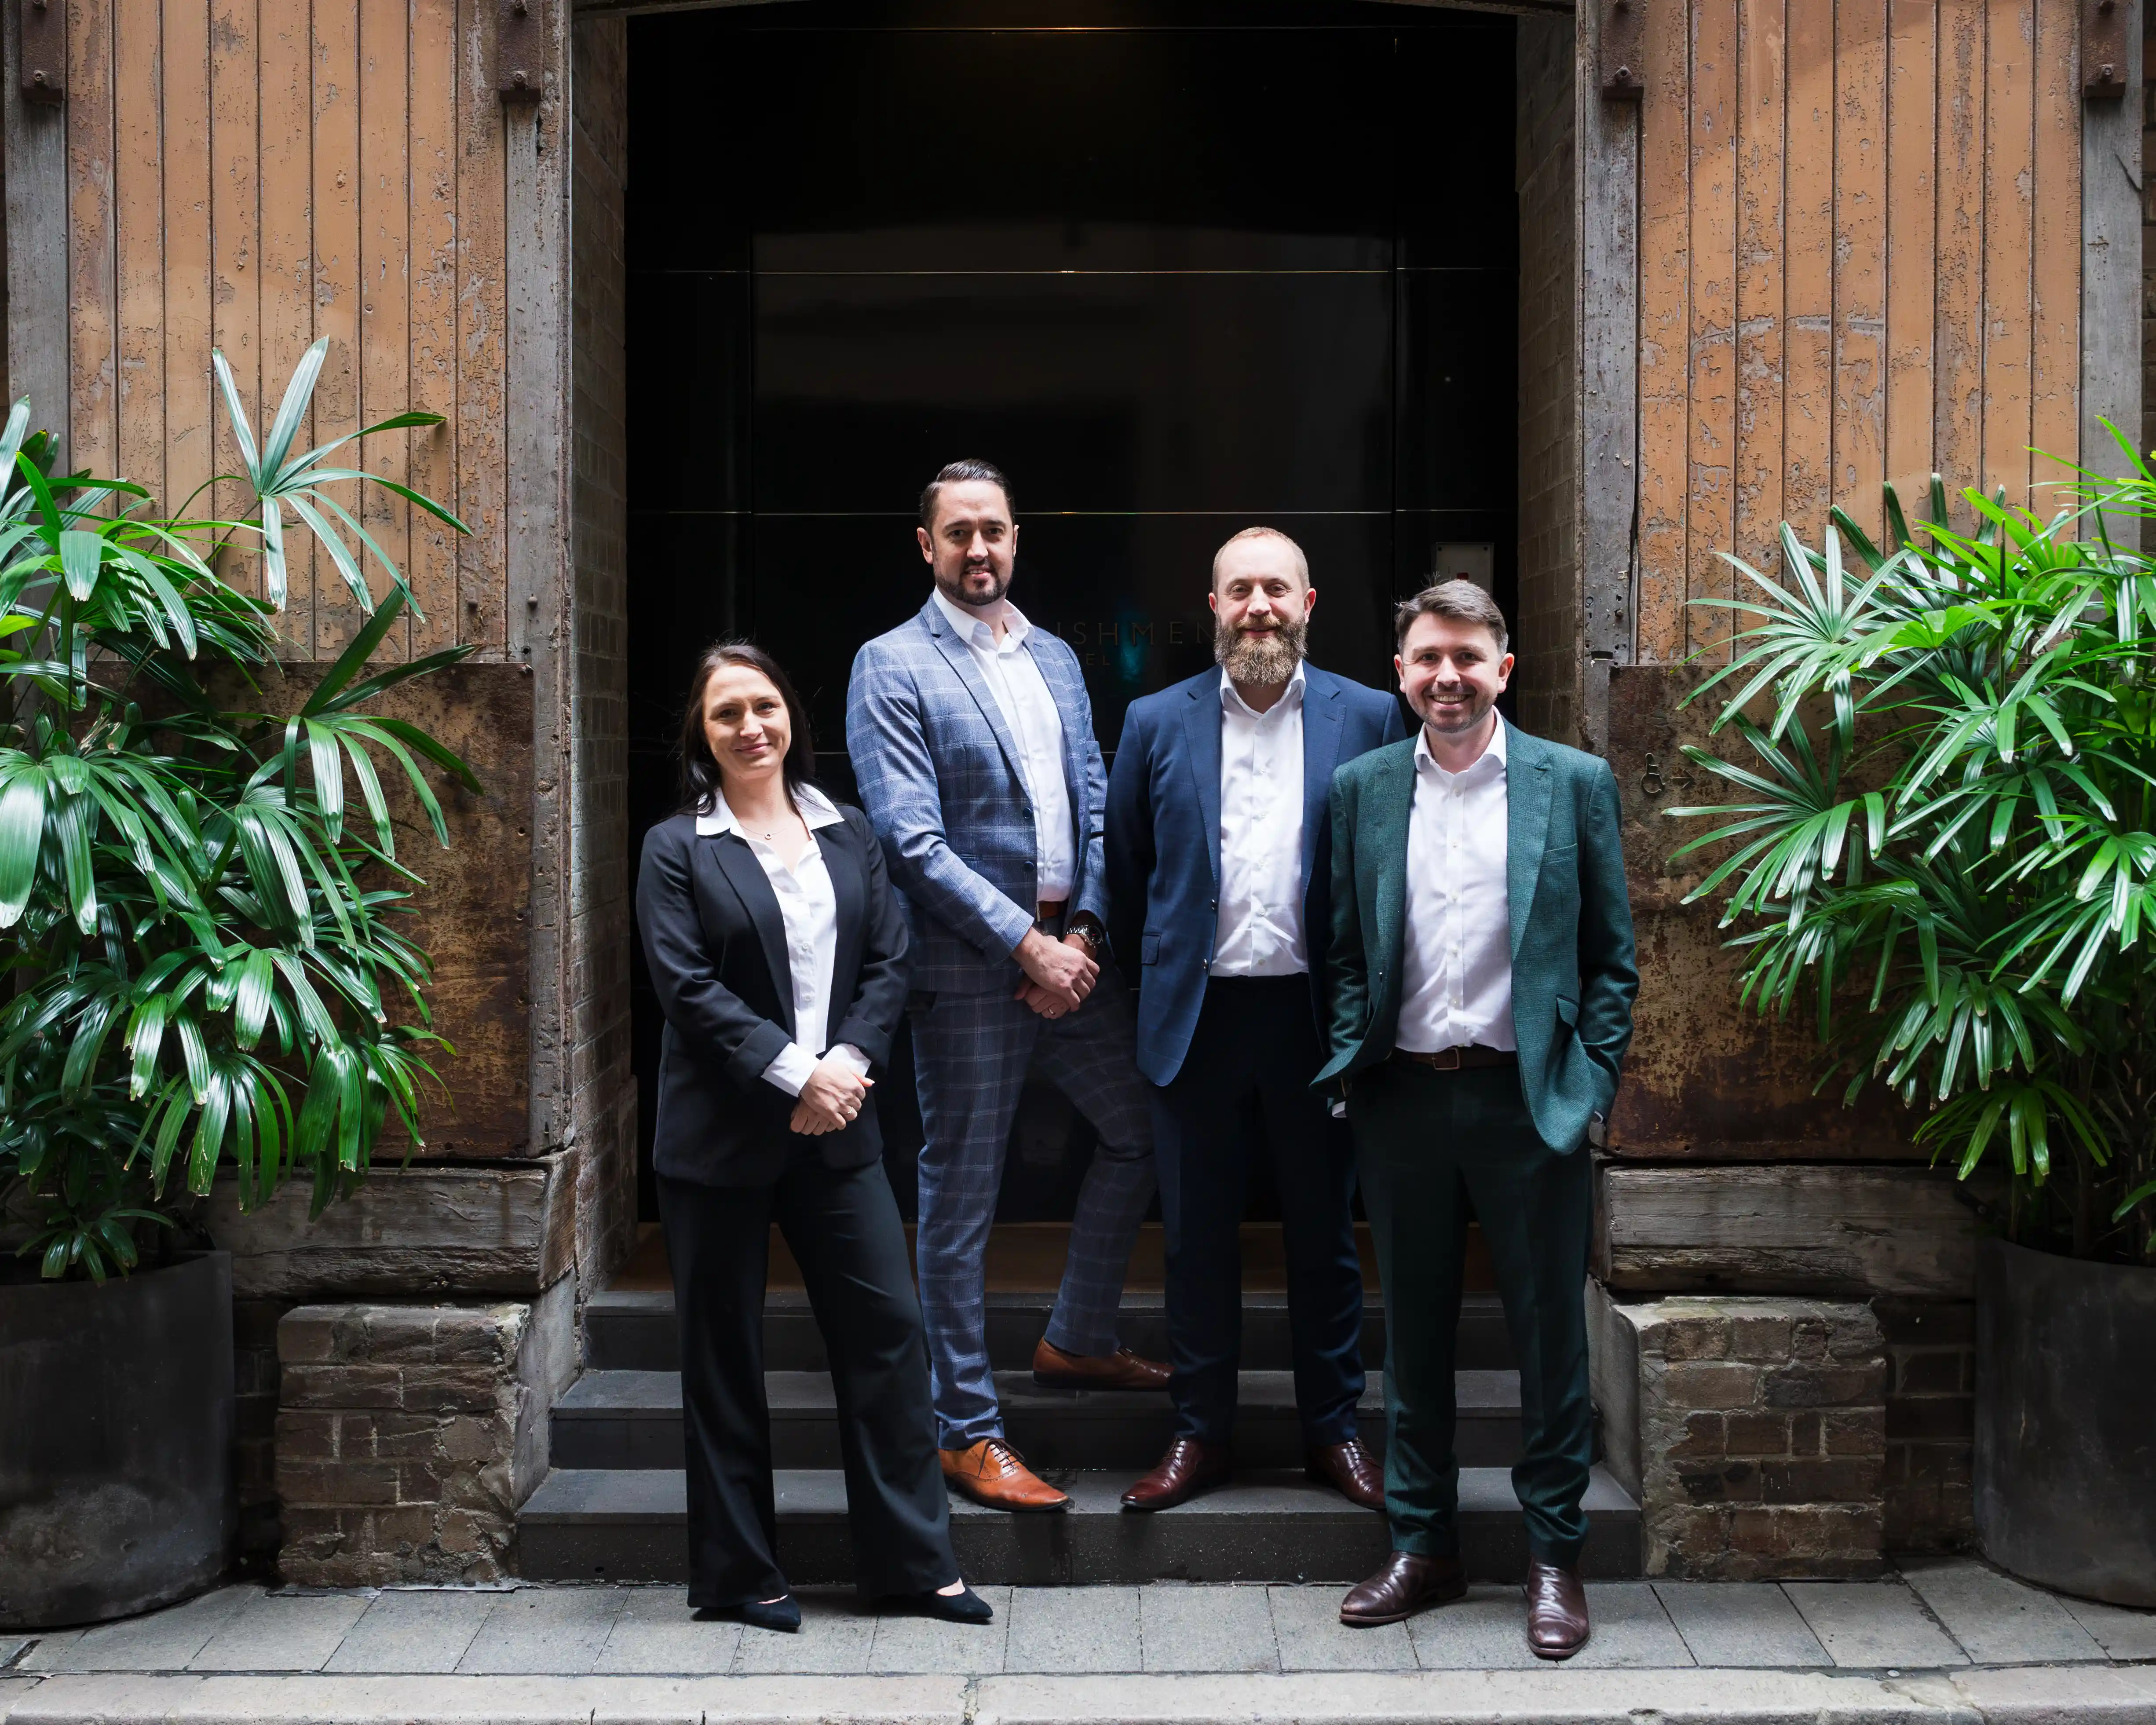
[678,640,817,815]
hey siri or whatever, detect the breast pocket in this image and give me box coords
[1140,932,1161,965]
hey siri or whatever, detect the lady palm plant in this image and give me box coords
[1667,450,2156,1263]
[0,341,477,1280]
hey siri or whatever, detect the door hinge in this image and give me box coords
[2083,0,2129,100]
[19,0,64,107]
[1600,0,1644,102]
[499,0,547,106]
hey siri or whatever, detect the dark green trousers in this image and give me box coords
[1349,1058,1595,1567]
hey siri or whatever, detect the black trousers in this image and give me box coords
[657,1160,957,1607]
[1348,1059,1595,1567]
[1153,976,1367,1447]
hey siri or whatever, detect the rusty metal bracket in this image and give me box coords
[1600,0,1644,102]
[2084,0,2129,100]
[19,0,64,107]
[498,0,546,106]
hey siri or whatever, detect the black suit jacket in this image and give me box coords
[636,801,911,1187]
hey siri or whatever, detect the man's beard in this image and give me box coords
[1215,614,1307,684]
[1416,685,1496,736]
[936,562,1010,609]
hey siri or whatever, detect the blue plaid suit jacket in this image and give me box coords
[846,596,1109,994]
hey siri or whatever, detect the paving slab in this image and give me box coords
[866,1589,1011,1673]
[1002,1586,1141,1674]
[1140,1584,1279,1674]
[0,1645,26,1672]
[11,1638,79,1676]
[0,1677,38,1723]
[186,1591,372,1672]
[323,1589,497,1674]
[1405,1584,1545,1670]
[1653,1582,1831,1668]
[968,1667,1968,1724]
[1786,1580,1971,1670]
[0,1672,969,1725]
[1555,1580,1693,1670]
[1266,1585,1415,1671]
[1899,1559,2108,1666]
[34,1586,257,1672]
[2058,1594,2156,1661]
[454,1587,629,1676]
[1945,1661,2156,1724]
[730,1590,877,1675]
[588,1589,739,1676]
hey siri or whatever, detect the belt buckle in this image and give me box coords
[1432,1046,1463,1071]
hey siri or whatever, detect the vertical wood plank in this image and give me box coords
[1934,0,1986,506]
[163,0,214,520]
[457,0,508,660]
[2028,0,2080,498]
[1884,0,1936,513]
[1981,0,2035,503]
[1635,0,1690,664]
[209,0,260,572]
[311,0,362,657]
[259,0,314,631]
[408,0,460,656]
[1688,0,1739,661]
[2080,0,2142,492]
[1784,0,1834,539]
[113,0,163,493]
[1833,0,1887,539]
[359,0,409,657]
[1735,0,1786,584]
[67,0,118,479]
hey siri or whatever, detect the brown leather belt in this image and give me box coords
[1394,1045,1517,1071]
[1036,899,1067,927]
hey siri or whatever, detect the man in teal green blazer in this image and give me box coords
[1319,580,1635,1658]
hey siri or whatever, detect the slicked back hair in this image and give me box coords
[1211,525,1310,589]
[1394,578,1509,657]
[919,459,1015,529]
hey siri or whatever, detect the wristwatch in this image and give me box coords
[1064,911,1108,961]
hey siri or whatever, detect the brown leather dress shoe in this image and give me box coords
[1031,1336,1171,1391]
[939,1439,1070,1512]
[1305,1438,1385,1510]
[1524,1560,1590,1659]
[1339,1551,1466,1626]
[1121,1438,1232,1510]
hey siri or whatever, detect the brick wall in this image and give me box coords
[1877,1297,1977,1553]
[234,1298,290,1573]
[2145,47,2156,464]
[567,15,639,1291]
[1514,15,1579,746]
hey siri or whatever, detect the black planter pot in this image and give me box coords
[1975,1236,2156,1607]
[0,1250,237,1629]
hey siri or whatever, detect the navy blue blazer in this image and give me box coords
[1104,665,1407,1086]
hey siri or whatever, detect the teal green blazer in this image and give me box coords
[1315,723,1638,1155]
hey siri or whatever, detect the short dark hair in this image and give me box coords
[919,459,1015,529]
[678,639,817,815]
[1395,578,1509,657]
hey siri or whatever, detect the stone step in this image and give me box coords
[549,1368,1530,1472]
[516,1464,1643,1585]
[582,1288,1518,1374]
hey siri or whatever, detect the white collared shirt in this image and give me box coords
[1213,664,1308,977]
[931,587,1075,902]
[696,785,871,1096]
[1396,716,1517,1054]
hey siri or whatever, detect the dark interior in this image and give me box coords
[625,0,1520,1222]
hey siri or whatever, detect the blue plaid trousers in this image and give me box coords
[910,975,1157,1449]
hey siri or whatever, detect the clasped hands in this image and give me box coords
[789,1056,873,1136]
[1013,925,1096,1020]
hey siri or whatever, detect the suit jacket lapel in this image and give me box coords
[1369,743,1415,996]
[1180,680,1224,889]
[1301,674,1345,890]
[1506,726,1553,967]
[707,834,795,1039]
[920,599,1026,786]
[1030,640,1091,834]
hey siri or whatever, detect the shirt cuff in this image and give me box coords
[826,1043,871,1078]
[760,1042,819,1097]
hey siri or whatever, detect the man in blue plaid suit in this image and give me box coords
[846,460,1167,1513]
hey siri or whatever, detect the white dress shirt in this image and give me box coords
[1396,716,1517,1054]
[696,785,871,1096]
[1212,664,1308,976]
[931,586,1075,903]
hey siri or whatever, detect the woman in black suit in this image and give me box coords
[637,640,987,1632]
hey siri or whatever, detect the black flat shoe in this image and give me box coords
[695,1594,801,1633]
[887,1585,994,1624]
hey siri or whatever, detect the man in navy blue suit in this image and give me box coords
[1105,527,1407,1510]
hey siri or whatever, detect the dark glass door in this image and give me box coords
[625,0,1518,1221]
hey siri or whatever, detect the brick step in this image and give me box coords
[550,1368,1531,1472]
[582,1288,1519,1375]
[516,1465,1643,1585]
